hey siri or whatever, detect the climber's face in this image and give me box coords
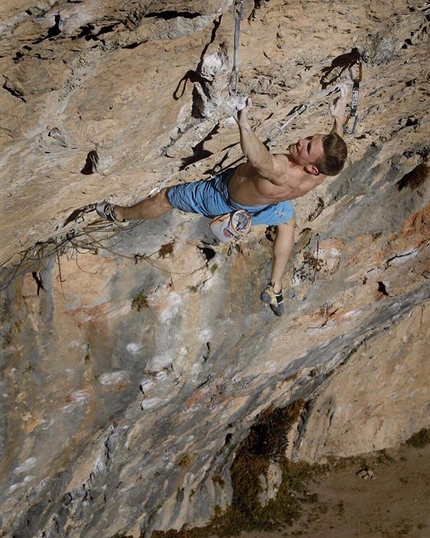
[288,134,324,169]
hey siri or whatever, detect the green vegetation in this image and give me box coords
[131,290,149,311]
[151,400,321,538]
[158,241,175,258]
[405,428,430,449]
[377,449,396,464]
[187,285,199,293]
[1,330,12,349]
[111,424,430,538]
[0,299,12,348]
[336,500,345,517]
[397,162,429,191]
[0,299,11,323]
[178,454,194,468]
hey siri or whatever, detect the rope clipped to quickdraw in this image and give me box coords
[228,0,245,95]
[343,57,362,135]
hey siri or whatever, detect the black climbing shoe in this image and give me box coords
[260,283,285,317]
[95,201,129,227]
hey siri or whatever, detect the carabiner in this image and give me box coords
[233,0,245,20]
[343,113,359,135]
[228,68,239,95]
[349,58,362,83]
[343,58,362,135]
[266,103,309,142]
[266,124,284,142]
[229,1,244,94]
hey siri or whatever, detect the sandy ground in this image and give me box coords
[246,443,430,538]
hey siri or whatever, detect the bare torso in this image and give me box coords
[227,155,326,207]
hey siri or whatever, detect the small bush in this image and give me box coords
[131,290,149,311]
[405,428,430,449]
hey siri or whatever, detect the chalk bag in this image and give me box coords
[210,209,252,243]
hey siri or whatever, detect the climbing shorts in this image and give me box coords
[166,168,294,226]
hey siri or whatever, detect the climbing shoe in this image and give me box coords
[260,283,285,317]
[95,201,129,227]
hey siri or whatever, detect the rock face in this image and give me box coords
[0,0,429,537]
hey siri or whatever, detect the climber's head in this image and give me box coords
[289,132,347,176]
[313,132,348,176]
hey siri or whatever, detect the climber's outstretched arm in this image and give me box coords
[235,98,288,184]
[330,84,348,137]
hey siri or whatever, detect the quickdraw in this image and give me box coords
[266,84,343,143]
[343,58,362,135]
[209,84,343,176]
[228,0,245,95]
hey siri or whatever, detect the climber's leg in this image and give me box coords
[96,169,239,225]
[269,217,295,293]
[97,188,173,223]
[260,216,295,317]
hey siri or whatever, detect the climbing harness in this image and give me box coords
[228,0,245,95]
[343,57,362,135]
[266,84,343,143]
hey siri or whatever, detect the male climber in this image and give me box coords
[96,86,348,316]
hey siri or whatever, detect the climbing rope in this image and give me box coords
[0,212,203,292]
[228,0,245,95]
[343,57,362,135]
